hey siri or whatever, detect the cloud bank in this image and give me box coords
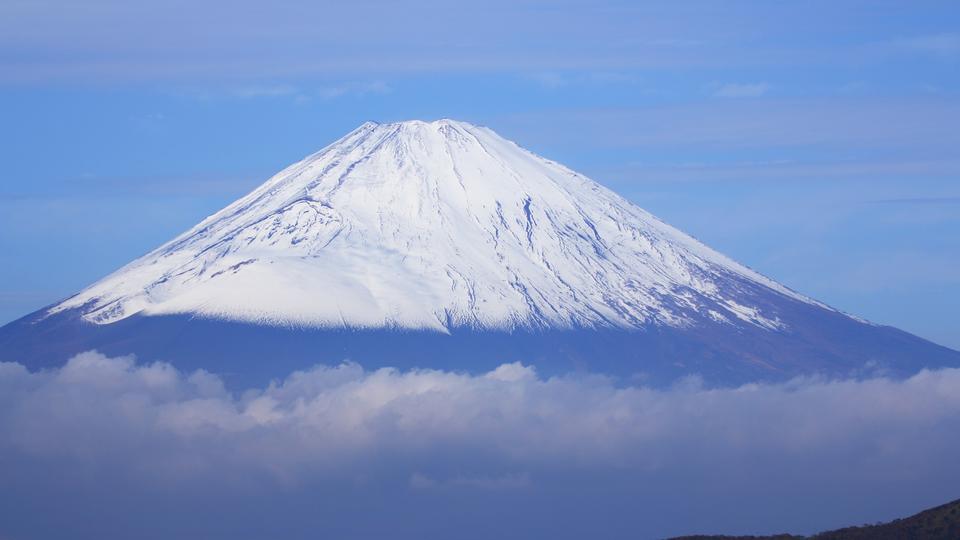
[1,351,959,539]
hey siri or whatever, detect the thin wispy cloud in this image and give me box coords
[596,158,960,184]
[170,81,391,102]
[524,71,639,89]
[892,33,960,57]
[525,71,568,89]
[5,2,957,83]
[231,84,301,99]
[870,196,960,206]
[499,98,960,150]
[316,80,392,100]
[712,82,771,98]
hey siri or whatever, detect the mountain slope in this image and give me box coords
[48,120,813,331]
[670,496,960,539]
[2,120,958,386]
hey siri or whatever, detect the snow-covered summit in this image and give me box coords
[50,119,823,331]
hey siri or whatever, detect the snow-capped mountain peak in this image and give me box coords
[50,119,822,332]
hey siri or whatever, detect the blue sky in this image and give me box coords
[1,0,958,348]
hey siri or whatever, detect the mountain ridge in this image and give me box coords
[669,496,960,540]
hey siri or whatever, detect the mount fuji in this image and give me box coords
[2,119,957,386]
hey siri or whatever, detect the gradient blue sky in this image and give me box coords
[1,0,958,348]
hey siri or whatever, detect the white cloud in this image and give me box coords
[1,351,959,538]
[712,82,771,98]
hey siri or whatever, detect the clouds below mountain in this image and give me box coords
[1,351,959,539]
